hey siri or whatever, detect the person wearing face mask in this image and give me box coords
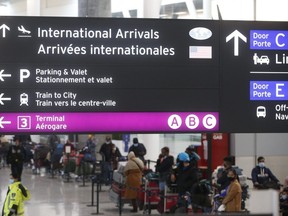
[155,147,174,193]
[280,187,288,216]
[128,138,146,163]
[170,152,199,208]
[217,156,234,192]
[218,169,242,212]
[99,136,114,185]
[2,171,30,216]
[251,156,280,188]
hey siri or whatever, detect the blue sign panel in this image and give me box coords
[250,81,288,100]
[250,30,288,50]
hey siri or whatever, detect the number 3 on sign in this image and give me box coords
[17,116,31,130]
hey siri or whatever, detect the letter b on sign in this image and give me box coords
[185,114,199,129]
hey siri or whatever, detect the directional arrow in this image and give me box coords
[226,30,247,56]
[0,70,11,81]
[0,93,11,105]
[0,116,11,128]
[0,24,10,38]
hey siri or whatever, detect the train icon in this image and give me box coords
[20,93,29,106]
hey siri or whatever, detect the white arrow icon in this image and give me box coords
[0,24,10,38]
[0,93,11,105]
[0,70,11,81]
[226,30,247,56]
[0,116,11,128]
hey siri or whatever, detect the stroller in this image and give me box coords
[170,180,212,214]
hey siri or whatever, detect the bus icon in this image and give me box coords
[256,106,266,118]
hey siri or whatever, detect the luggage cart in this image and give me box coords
[138,177,161,214]
[157,184,178,214]
[109,164,130,209]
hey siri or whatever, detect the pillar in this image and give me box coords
[139,0,161,18]
[27,0,40,16]
[203,0,212,19]
[138,134,160,164]
[137,0,162,166]
[78,0,111,17]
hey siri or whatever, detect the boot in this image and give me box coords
[130,199,138,212]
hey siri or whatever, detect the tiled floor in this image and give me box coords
[0,167,155,216]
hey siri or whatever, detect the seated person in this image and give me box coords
[251,156,280,188]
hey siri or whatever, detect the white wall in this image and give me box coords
[211,0,254,20]
[0,0,78,16]
[212,0,288,21]
[41,0,78,17]
[232,133,288,187]
[256,0,288,21]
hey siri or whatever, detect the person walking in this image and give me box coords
[6,138,26,179]
[2,171,30,216]
[124,151,144,213]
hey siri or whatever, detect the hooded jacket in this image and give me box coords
[2,181,30,216]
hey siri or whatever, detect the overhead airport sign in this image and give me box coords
[0,17,287,133]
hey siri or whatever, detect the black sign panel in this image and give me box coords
[220,21,288,132]
[0,17,287,133]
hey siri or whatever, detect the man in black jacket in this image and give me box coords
[155,147,174,192]
[99,136,114,184]
[217,156,234,192]
[6,137,26,179]
[171,152,199,207]
[128,138,146,163]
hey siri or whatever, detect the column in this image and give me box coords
[137,0,162,166]
[203,0,212,19]
[139,0,161,18]
[138,134,160,165]
[78,0,111,17]
[27,0,40,16]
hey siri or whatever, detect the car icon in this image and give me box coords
[258,56,270,65]
[256,106,266,118]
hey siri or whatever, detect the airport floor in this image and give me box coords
[0,166,153,216]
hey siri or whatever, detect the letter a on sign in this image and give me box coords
[168,114,182,129]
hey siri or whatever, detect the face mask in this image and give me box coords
[228,177,235,181]
[133,144,138,147]
[258,162,265,168]
[282,195,287,200]
[9,179,14,184]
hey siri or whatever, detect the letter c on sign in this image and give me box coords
[203,114,217,129]
[276,33,285,47]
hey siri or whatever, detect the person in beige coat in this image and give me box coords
[124,151,144,212]
[220,169,242,212]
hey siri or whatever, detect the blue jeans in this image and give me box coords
[159,181,166,192]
